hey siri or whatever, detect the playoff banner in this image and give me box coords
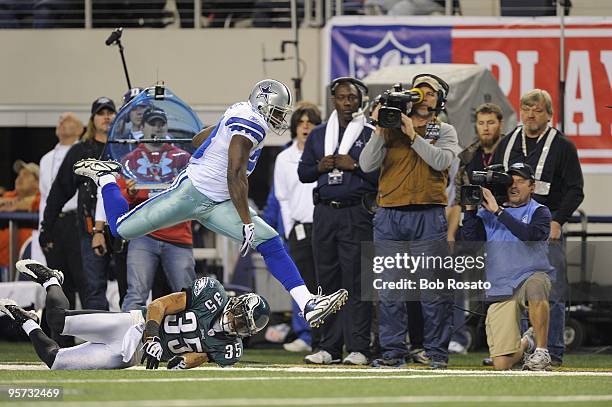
[324,17,612,173]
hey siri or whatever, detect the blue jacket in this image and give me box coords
[462,199,555,299]
[298,123,378,201]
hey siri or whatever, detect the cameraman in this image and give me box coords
[360,75,459,369]
[461,163,554,371]
[492,89,583,366]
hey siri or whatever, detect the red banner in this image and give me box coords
[452,22,612,170]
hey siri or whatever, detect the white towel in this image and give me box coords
[324,111,366,156]
[121,320,145,363]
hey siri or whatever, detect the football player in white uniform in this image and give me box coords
[1,259,269,370]
[73,79,347,336]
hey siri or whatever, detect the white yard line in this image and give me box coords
[11,395,612,407]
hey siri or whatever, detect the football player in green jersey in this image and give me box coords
[1,259,269,370]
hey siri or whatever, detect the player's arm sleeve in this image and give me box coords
[226,116,266,148]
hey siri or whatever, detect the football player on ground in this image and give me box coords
[72,79,348,330]
[0,259,269,370]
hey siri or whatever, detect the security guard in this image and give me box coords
[298,77,378,365]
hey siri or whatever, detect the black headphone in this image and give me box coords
[411,73,450,115]
[330,77,369,107]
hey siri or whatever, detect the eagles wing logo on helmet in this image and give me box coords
[248,79,292,134]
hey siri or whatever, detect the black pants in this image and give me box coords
[312,204,373,359]
[288,223,320,349]
[44,212,84,347]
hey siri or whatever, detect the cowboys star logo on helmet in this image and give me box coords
[256,84,278,104]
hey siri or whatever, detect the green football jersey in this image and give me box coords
[155,277,243,366]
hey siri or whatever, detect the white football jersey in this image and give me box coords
[187,102,269,202]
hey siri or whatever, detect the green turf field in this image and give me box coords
[1,342,612,406]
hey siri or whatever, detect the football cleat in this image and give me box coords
[303,288,348,328]
[16,259,64,286]
[0,299,39,325]
[73,159,122,185]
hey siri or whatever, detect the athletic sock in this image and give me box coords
[22,319,41,336]
[42,277,60,290]
[289,285,314,312]
[101,182,129,238]
[536,347,549,353]
[99,174,117,188]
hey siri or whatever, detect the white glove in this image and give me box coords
[240,223,255,257]
[140,336,163,369]
[167,356,187,370]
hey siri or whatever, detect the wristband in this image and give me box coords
[365,119,378,131]
[495,207,504,216]
[92,227,104,234]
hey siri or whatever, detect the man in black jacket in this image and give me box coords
[40,97,122,310]
[492,88,584,366]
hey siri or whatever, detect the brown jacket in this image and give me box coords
[378,126,449,207]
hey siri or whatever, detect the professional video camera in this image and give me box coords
[377,84,424,128]
[461,164,513,206]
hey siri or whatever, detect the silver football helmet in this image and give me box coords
[248,79,293,133]
[221,293,271,338]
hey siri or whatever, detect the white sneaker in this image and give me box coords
[523,348,552,371]
[448,340,467,355]
[283,338,312,353]
[73,159,122,185]
[304,350,340,365]
[343,352,368,365]
[303,288,348,328]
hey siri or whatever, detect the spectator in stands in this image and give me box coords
[0,161,40,268]
[492,89,584,367]
[274,102,322,353]
[40,97,125,310]
[0,0,84,28]
[500,0,570,16]
[461,163,554,371]
[360,74,459,369]
[364,0,461,15]
[298,78,377,366]
[36,113,86,344]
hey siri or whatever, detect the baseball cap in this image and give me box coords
[143,107,167,124]
[507,162,535,180]
[91,97,116,116]
[413,75,442,92]
[13,160,40,179]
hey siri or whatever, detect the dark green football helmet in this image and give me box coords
[222,293,270,338]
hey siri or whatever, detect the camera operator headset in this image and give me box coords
[408,74,449,140]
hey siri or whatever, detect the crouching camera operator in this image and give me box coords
[461,162,554,371]
[360,74,459,369]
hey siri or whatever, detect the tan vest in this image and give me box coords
[377,126,448,207]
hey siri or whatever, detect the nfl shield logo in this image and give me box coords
[348,31,431,79]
